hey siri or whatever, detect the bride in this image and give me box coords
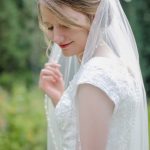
[38,0,149,149]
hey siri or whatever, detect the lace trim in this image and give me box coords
[77,57,135,113]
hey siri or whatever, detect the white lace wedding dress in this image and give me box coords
[45,57,147,150]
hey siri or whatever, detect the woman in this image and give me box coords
[38,0,149,149]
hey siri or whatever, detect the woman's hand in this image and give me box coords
[39,61,64,106]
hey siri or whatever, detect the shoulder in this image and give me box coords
[79,56,128,82]
[78,56,127,87]
[77,57,132,113]
[85,56,123,69]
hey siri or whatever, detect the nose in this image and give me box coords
[52,26,65,44]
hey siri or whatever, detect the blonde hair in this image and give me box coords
[38,0,100,29]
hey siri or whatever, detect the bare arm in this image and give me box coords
[77,83,114,150]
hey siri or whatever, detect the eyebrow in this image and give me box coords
[43,21,52,26]
[43,21,68,27]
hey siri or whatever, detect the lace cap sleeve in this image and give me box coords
[77,57,129,113]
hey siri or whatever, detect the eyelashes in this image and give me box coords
[48,26,54,31]
[47,25,70,31]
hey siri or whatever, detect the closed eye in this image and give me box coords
[48,26,53,31]
[47,24,70,31]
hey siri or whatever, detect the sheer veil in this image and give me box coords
[45,0,149,149]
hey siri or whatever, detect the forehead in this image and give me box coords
[40,5,57,25]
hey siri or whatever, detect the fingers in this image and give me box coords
[45,62,61,68]
[42,75,57,83]
[39,71,57,88]
[45,62,62,74]
[40,62,63,83]
[41,69,61,79]
[45,67,62,77]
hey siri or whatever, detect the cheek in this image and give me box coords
[46,31,53,40]
[77,30,89,46]
[71,30,89,53]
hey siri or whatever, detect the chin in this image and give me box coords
[62,52,74,57]
[62,49,75,57]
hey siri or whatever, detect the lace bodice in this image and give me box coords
[46,57,143,150]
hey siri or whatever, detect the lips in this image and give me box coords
[59,41,73,49]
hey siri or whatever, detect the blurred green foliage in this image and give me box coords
[0,0,46,90]
[122,0,150,95]
[0,83,47,150]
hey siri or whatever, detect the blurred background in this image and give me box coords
[0,0,149,149]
